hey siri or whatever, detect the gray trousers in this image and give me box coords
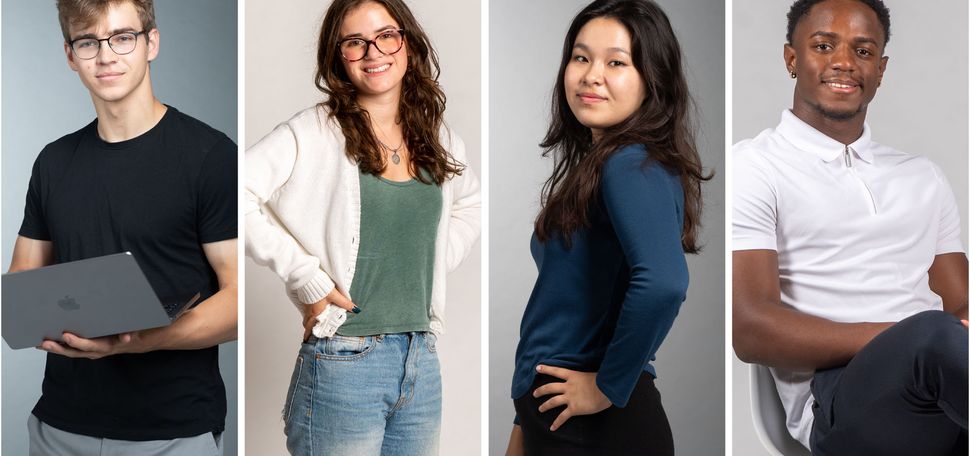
[28,414,224,456]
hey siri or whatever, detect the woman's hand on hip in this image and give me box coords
[301,288,358,341]
[533,365,612,431]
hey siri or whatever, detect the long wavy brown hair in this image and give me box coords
[316,0,463,185]
[535,0,711,252]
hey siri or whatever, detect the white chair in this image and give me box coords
[750,364,812,456]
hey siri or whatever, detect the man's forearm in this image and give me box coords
[135,284,238,351]
[734,250,895,370]
[734,300,893,370]
[928,252,968,320]
[950,304,968,321]
[8,236,54,272]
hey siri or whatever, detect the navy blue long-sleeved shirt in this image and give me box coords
[512,144,689,409]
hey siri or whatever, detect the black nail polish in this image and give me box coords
[352,306,361,314]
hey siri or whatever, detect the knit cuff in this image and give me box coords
[294,270,335,304]
[429,319,444,336]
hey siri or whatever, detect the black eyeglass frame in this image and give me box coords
[68,30,148,60]
[336,28,406,62]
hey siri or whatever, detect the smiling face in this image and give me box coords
[563,17,646,141]
[785,0,888,124]
[64,1,158,106]
[338,1,408,101]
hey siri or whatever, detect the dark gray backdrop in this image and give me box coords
[488,0,726,454]
[1,1,238,454]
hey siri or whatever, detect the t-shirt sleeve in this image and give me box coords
[733,145,778,251]
[197,135,238,243]
[595,146,689,408]
[931,164,964,255]
[19,155,52,241]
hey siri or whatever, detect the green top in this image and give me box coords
[339,170,443,336]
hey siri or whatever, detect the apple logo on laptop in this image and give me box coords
[57,295,80,311]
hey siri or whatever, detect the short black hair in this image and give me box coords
[786,0,891,46]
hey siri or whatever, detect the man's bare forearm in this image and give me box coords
[733,299,892,370]
[950,304,969,321]
[135,284,238,351]
[928,253,968,320]
[8,236,54,272]
[733,250,893,370]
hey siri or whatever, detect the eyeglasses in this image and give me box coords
[68,30,146,60]
[337,29,405,62]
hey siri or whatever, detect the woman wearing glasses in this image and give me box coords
[505,0,708,454]
[245,0,480,454]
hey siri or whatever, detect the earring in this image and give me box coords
[790,71,797,79]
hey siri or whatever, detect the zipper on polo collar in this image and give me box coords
[842,144,877,214]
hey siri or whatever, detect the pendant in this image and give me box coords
[392,152,401,165]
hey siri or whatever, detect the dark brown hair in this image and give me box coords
[316,0,463,185]
[56,0,156,42]
[535,0,711,252]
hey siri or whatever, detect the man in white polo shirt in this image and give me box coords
[733,0,968,454]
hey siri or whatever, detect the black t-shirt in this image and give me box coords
[19,106,237,440]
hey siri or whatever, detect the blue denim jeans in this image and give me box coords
[283,332,441,456]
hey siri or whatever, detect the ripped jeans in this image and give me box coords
[282,332,441,456]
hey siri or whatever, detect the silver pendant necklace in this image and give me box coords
[372,120,403,165]
[378,139,403,165]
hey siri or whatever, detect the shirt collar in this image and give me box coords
[775,110,874,164]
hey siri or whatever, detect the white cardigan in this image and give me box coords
[245,106,481,334]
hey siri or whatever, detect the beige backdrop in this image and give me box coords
[243,0,482,454]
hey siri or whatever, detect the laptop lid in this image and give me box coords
[2,252,171,350]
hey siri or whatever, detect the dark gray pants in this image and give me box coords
[810,310,968,456]
[28,414,223,456]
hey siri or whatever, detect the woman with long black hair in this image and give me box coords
[506,0,708,454]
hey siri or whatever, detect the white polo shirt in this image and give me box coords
[733,110,964,448]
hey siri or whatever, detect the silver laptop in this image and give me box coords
[2,252,192,350]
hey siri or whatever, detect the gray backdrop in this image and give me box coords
[488,0,725,454]
[1,1,238,455]
[732,1,969,454]
[243,0,481,454]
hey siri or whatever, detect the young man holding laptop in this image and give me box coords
[7,0,237,454]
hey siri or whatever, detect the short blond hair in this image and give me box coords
[56,0,156,41]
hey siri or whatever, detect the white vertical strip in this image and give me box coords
[725,0,734,454]
[236,0,246,454]
[480,0,491,455]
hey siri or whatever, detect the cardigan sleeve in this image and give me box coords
[595,145,689,407]
[443,131,482,272]
[244,122,336,304]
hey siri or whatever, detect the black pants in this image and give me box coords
[810,310,968,456]
[513,372,673,456]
